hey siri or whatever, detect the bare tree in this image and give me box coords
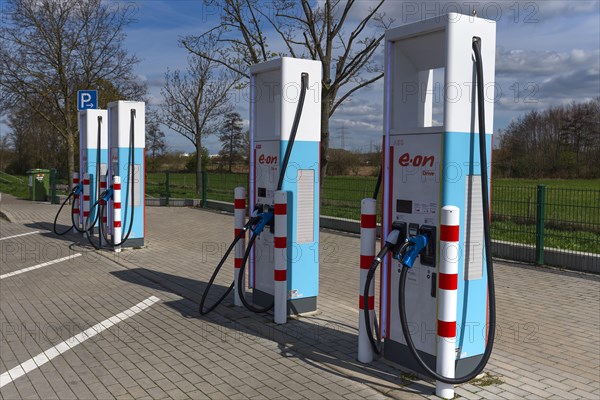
[147,123,167,160]
[218,112,246,172]
[0,0,145,186]
[161,48,238,194]
[181,0,392,181]
[6,103,65,174]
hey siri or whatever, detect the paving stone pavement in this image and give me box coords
[1,194,599,399]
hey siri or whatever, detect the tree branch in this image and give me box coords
[331,72,383,116]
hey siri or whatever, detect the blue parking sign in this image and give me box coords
[77,90,98,111]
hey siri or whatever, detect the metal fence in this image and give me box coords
[145,172,599,272]
[491,185,599,272]
[147,171,247,206]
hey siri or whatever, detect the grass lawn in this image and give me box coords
[4,171,599,254]
[0,174,30,199]
[146,173,599,253]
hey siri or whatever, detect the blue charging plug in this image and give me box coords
[73,183,84,195]
[252,212,273,235]
[401,235,428,268]
[101,188,114,202]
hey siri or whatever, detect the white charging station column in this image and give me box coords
[107,101,146,247]
[381,13,495,378]
[249,57,321,314]
[79,109,108,231]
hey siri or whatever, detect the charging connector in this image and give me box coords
[268,206,275,234]
[392,221,407,243]
[418,225,436,267]
[73,183,83,196]
[252,212,273,235]
[401,235,428,268]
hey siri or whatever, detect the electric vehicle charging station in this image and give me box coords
[359,14,496,399]
[79,109,108,232]
[246,57,322,315]
[53,110,108,236]
[107,101,146,248]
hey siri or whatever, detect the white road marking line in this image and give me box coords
[0,296,160,389]
[0,231,40,241]
[0,254,82,280]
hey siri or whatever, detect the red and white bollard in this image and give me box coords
[233,187,246,307]
[99,175,107,246]
[113,176,122,253]
[436,206,460,399]
[358,198,377,363]
[72,172,80,233]
[82,173,90,236]
[274,190,288,324]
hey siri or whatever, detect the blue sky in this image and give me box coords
[8,1,599,155]
[123,1,599,154]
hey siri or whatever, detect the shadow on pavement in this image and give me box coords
[110,267,434,397]
[25,221,109,252]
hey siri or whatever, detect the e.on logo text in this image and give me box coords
[398,152,435,168]
[258,154,278,165]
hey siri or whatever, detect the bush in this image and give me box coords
[185,147,210,172]
[328,148,360,176]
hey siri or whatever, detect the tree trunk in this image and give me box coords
[320,94,332,190]
[229,135,233,173]
[195,144,203,196]
[67,134,75,190]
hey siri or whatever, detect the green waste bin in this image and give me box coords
[26,169,51,201]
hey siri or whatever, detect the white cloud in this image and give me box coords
[119,0,599,154]
[496,47,600,76]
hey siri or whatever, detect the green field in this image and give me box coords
[0,174,30,198]
[147,173,600,253]
[3,171,599,254]
[147,173,599,223]
[492,178,600,190]
[0,173,69,200]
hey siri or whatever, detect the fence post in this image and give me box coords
[535,185,546,265]
[164,171,170,206]
[50,168,57,204]
[201,171,207,208]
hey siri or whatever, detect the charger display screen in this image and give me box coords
[396,199,412,214]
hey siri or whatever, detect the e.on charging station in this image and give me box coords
[53,109,109,237]
[246,58,321,315]
[53,100,145,252]
[199,57,321,323]
[106,101,146,249]
[79,109,108,233]
[359,13,497,399]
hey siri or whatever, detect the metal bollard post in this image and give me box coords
[274,190,288,324]
[99,175,107,246]
[113,176,122,253]
[358,198,377,363]
[72,172,80,233]
[436,206,460,399]
[233,187,246,307]
[82,173,90,236]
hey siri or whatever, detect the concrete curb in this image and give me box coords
[0,209,13,222]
